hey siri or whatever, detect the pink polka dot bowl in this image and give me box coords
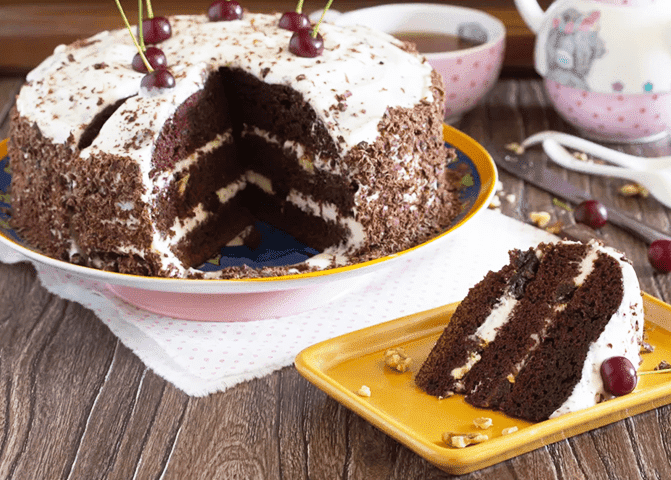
[319,3,507,123]
[545,80,671,143]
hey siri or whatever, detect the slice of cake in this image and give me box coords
[415,239,644,422]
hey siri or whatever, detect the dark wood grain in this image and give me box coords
[2,72,671,479]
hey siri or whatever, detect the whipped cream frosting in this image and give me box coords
[17,13,435,156]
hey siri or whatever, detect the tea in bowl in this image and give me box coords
[315,3,506,122]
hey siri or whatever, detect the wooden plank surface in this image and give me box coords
[2,73,671,478]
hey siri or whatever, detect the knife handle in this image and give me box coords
[607,209,671,244]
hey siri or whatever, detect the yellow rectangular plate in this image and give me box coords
[295,292,671,475]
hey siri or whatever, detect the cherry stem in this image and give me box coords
[638,369,671,376]
[138,0,146,51]
[295,0,305,14]
[312,0,333,39]
[146,0,154,19]
[114,0,153,72]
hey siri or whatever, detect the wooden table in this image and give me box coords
[2,73,671,479]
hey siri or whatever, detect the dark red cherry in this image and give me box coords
[574,200,608,229]
[140,16,172,44]
[208,0,243,21]
[141,69,175,91]
[601,356,637,396]
[132,47,168,73]
[278,11,311,31]
[289,28,324,57]
[648,239,671,273]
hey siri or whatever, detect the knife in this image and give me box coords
[491,147,671,244]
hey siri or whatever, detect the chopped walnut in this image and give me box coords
[573,151,590,162]
[544,220,564,235]
[506,373,515,384]
[502,426,519,435]
[505,142,525,155]
[473,417,493,429]
[177,173,190,195]
[640,341,655,354]
[488,195,502,209]
[505,193,516,204]
[619,183,649,198]
[357,385,371,397]
[443,432,489,448]
[384,347,412,373]
[530,211,551,228]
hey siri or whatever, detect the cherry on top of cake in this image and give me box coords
[287,0,334,58]
[114,0,175,90]
[208,0,244,22]
[278,0,311,32]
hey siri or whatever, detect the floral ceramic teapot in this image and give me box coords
[515,0,671,142]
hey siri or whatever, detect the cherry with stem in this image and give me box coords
[279,0,311,32]
[140,0,172,44]
[114,0,175,90]
[289,0,333,57]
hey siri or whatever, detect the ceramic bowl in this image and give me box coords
[545,80,671,144]
[316,3,506,123]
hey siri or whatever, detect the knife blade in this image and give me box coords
[491,147,671,244]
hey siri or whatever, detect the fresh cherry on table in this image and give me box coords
[132,47,168,73]
[278,11,311,31]
[208,0,244,21]
[141,69,176,91]
[600,356,637,396]
[574,200,608,229]
[289,28,324,58]
[141,16,172,44]
[648,239,671,273]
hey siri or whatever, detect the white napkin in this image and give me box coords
[0,209,555,396]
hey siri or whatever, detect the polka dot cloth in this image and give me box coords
[0,210,556,397]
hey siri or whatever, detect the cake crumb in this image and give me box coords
[530,211,551,228]
[443,432,489,448]
[654,360,671,371]
[506,373,515,384]
[384,347,412,372]
[473,417,493,429]
[502,426,519,435]
[505,193,516,204]
[357,385,371,397]
[438,392,454,400]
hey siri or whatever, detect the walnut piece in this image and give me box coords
[357,385,371,397]
[502,426,519,435]
[473,417,493,429]
[442,432,489,448]
[530,211,551,228]
[384,347,412,373]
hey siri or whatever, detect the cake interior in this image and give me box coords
[142,67,361,270]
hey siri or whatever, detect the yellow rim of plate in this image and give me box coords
[0,126,497,284]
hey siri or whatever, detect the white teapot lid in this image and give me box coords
[534,0,671,94]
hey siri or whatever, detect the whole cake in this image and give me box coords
[415,240,644,422]
[8,12,461,278]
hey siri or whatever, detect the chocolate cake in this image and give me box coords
[415,240,644,422]
[8,13,461,278]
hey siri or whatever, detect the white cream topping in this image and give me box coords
[550,241,643,418]
[17,14,433,155]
